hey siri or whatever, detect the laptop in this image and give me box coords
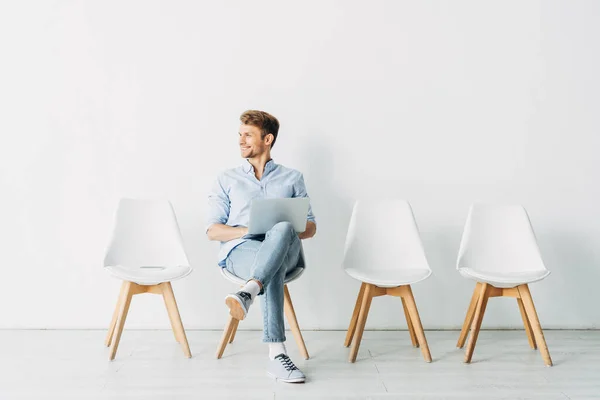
[247,198,310,235]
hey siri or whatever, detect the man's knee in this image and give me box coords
[269,221,295,240]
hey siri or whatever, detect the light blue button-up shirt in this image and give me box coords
[207,159,316,266]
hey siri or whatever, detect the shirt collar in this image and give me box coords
[242,159,276,174]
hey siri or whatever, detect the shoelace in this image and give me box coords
[275,354,298,371]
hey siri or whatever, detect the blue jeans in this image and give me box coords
[225,221,303,343]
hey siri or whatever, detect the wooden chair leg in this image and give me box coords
[162,286,181,344]
[228,318,240,344]
[161,282,192,358]
[517,284,552,366]
[457,282,481,348]
[349,283,374,363]
[402,285,432,362]
[517,297,537,349]
[283,285,309,360]
[105,281,127,347]
[464,283,490,363]
[344,282,366,347]
[216,316,237,359]
[109,281,134,361]
[402,297,419,348]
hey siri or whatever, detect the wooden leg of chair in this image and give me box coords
[344,282,366,347]
[162,284,182,344]
[402,285,432,362]
[517,297,537,350]
[216,316,237,359]
[457,282,481,348]
[109,281,134,361]
[161,282,191,358]
[402,297,419,348]
[283,285,309,360]
[464,283,490,363]
[517,284,552,366]
[105,281,127,347]
[228,318,240,344]
[349,283,374,363]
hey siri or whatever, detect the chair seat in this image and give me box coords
[105,265,193,285]
[458,267,550,288]
[344,267,431,288]
[220,266,305,285]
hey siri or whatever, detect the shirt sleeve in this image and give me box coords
[293,173,316,225]
[206,175,230,232]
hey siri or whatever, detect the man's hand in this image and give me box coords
[298,221,316,240]
[207,224,248,242]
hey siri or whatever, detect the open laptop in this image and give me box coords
[247,198,310,235]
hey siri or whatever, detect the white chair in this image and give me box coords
[456,203,552,366]
[103,198,193,360]
[216,247,309,360]
[342,199,432,363]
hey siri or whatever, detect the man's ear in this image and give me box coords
[264,133,274,146]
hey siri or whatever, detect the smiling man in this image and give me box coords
[206,110,316,383]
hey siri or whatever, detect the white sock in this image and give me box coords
[269,342,287,360]
[241,280,261,299]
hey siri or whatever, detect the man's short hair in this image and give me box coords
[240,110,280,148]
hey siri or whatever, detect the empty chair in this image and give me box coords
[456,203,552,366]
[342,199,432,363]
[104,198,193,360]
[216,246,309,360]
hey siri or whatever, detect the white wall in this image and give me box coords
[1,0,599,330]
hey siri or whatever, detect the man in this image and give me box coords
[206,110,317,383]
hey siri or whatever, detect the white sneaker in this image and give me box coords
[267,354,306,383]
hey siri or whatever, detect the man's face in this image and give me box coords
[239,124,270,158]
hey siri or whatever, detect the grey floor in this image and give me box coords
[0,330,598,399]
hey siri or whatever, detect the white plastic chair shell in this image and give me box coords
[342,199,432,288]
[456,203,550,289]
[104,198,192,285]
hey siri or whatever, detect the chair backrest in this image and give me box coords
[342,199,430,273]
[104,198,190,269]
[457,203,547,274]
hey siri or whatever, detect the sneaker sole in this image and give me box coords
[267,371,306,383]
[225,295,247,320]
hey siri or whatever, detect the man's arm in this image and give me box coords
[294,173,317,240]
[206,175,240,242]
[206,224,248,242]
[298,221,316,240]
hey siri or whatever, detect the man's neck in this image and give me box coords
[247,152,272,180]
